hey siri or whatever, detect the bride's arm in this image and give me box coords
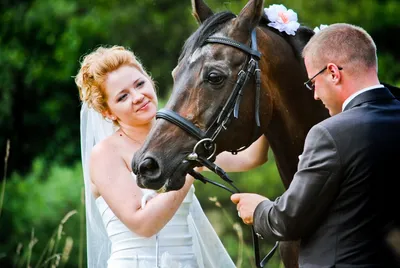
[90,142,193,238]
[205,135,269,172]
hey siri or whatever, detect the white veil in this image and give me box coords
[80,103,235,268]
[189,196,236,268]
[80,103,114,268]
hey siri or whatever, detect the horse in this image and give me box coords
[131,0,331,266]
[132,1,400,190]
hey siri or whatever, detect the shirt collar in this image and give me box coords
[342,84,384,111]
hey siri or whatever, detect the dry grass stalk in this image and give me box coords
[233,223,244,268]
[0,140,78,268]
[27,228,39,268]
[61,237,73,265]
[14,242,24,267]
[33,210,77,268]
[209,196,252,267]
[0,139,10,218]
[42,254,60,267]
[78,188,85,268]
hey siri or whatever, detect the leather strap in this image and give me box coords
[204,36,261,60]
[156,109,206,140]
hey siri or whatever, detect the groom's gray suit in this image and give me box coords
[254,87,400,267]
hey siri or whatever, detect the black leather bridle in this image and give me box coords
[157,30,262,159]
[156,29,278,267]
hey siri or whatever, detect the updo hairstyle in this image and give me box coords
[75,45,154,114]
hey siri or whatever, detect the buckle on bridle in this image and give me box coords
[188,138,217,161]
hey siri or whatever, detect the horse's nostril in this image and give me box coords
[138,157,159,175]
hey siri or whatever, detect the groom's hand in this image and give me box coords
[231,193,268,225]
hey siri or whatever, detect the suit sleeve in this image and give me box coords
[253,124,342,241]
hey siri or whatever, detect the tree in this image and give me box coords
[0,0,197,177]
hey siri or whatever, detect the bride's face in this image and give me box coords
[104,65,158,126]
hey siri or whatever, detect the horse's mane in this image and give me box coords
[178,11,315,64]
[259,15,315,62]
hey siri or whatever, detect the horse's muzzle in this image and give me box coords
[132,154,165,190]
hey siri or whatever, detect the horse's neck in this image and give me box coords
[258,28,329,188]
[264,116,304,189]
[264,90,329,188]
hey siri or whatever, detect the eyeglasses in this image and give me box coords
[304,66,343,90]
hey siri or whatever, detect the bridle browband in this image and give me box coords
[156,29,278,267]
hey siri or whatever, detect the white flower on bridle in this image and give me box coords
[314,24,329,34]
[264,4,300,36]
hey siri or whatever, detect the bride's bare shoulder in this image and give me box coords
[90,132,140,164]
[91,133,118,155]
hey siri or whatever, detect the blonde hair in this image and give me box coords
[75,45,154,114]
[303,23,377,75]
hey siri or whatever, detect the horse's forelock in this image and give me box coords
[178,11,236,63]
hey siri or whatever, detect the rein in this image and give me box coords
[156,29,279,267]
[187,159,279,268]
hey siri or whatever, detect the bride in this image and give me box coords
[75,45,268,268]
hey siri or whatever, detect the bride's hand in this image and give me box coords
[185,173,195,184]
[193,166,204,172]
[185,166,204,184]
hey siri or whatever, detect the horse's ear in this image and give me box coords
[191,0,213,24]
[235,0,264,32]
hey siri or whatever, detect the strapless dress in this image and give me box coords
[96,184,198,268]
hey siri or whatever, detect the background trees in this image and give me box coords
[1,0,398,267]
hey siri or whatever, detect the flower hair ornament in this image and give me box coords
[264,4,300,36]
[314,24,329,34]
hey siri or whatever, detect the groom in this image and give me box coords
[232,23,400,267]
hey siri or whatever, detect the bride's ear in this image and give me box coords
[102,110,116,121]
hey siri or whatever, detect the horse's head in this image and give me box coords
[132,0,318,191]
[132,0,266,191]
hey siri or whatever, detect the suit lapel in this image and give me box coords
[343,87,396,111]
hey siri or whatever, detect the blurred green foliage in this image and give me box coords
[0,0,399,267]
[0,159,83,267]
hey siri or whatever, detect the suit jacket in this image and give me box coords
[254,87,400,267]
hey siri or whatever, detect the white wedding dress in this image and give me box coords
[96,176,199,268]
[81,104,235,268]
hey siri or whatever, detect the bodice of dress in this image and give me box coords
[95,177,198,268]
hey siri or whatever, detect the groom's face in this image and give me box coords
[304,57,341,116]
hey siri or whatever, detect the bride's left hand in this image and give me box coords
[193,166,204,172]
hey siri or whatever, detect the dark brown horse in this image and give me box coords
[132,0,329,189]
[132,0,327,267]
[131,0,400,266]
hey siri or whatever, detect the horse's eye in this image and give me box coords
[207,72,224,85]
